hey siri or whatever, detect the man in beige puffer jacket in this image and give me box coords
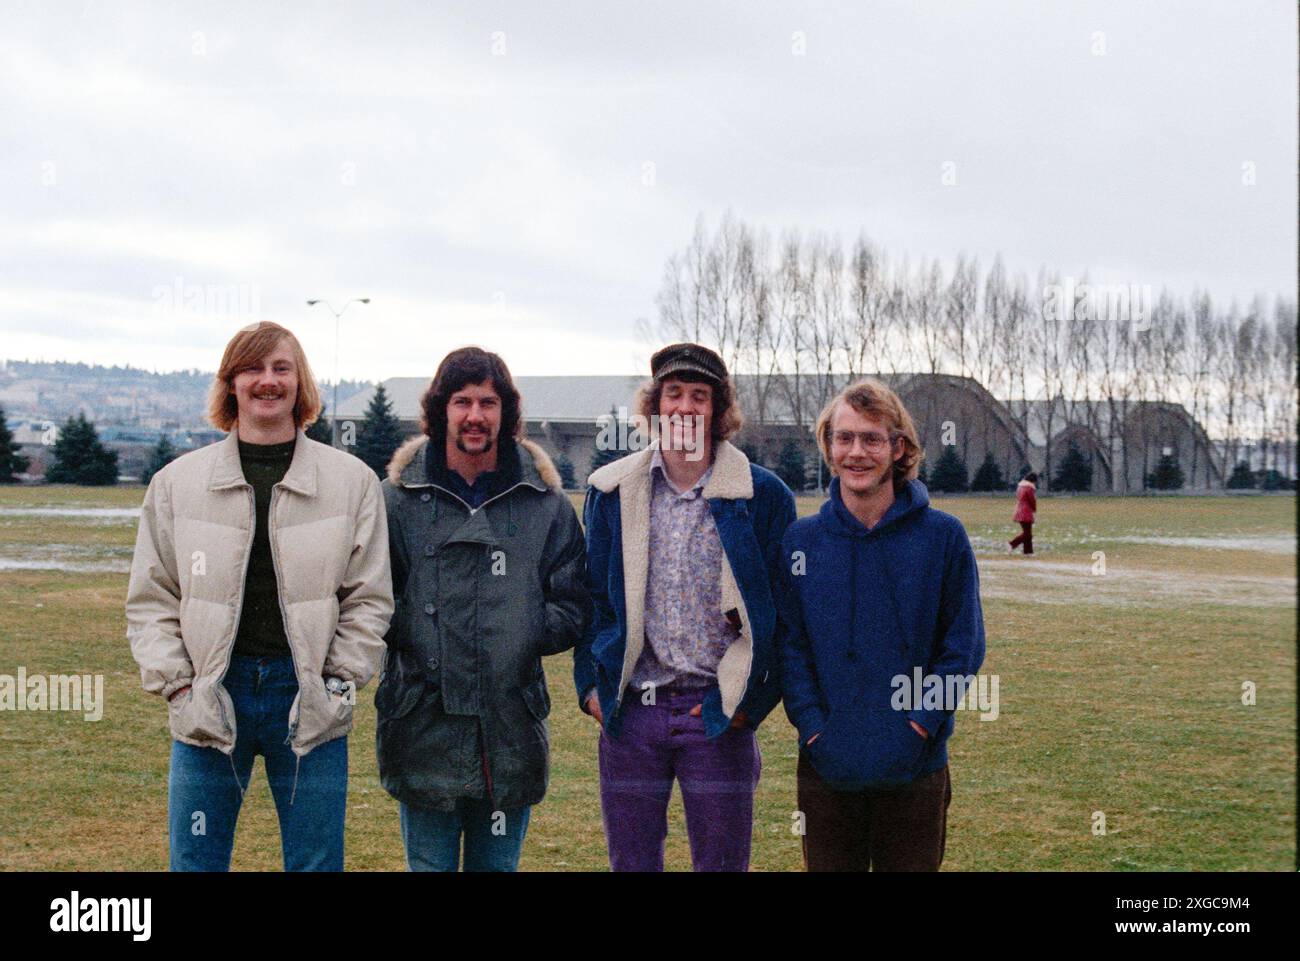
[126,321,393,871]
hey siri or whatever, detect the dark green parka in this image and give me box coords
[375,434,589,812]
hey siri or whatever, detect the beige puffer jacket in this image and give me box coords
[125,429,394,756]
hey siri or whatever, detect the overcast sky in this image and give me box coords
[1,0,1294,382]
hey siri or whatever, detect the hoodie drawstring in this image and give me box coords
[288,754,302,806]
[849,539,860,663]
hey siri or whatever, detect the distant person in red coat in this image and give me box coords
[1009,472,1037,555]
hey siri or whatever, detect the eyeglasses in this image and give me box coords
[831,430,898,453]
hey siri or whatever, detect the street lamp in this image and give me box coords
[305,298,371,447]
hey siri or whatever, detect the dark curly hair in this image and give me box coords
[419,346,522,445]
[633,371,744,443]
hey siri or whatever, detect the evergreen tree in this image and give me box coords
[1052,441,1093,493]
[0,405,29,483]
[555,453,576,490]
[46,413,119,485]
[1145,453,1184,490]
[587,407,627,480]
[1226,461,1255,489]
[928,445,968,493]
[305,417,333,444]
[140,434,178,486]
[739,441,762,467]
[917,461,928,486]
[969,451,1007,492]
[1258,468,1289,491]
[775,441,807,492]
[353,384,405,478]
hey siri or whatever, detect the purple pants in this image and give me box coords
[598,688,761,872]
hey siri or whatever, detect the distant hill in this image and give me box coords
[0,359,370,430]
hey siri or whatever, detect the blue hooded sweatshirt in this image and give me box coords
[779,477,985,790]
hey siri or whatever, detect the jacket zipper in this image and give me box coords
[429,479,540,515]
[215,483,258,741]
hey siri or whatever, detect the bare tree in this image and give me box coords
[1060,272,1097,472]
[943,253,979,381]
[913,258,947,376]
[1215,301,1255,471]
[1180,291,1216,487]
[646,212,1291,490]
[652,214,714,347]
[769,232,808,427]
[805,233,845,418]
[1151,290,1186,475]
[1246,298,1275,475]
[740,227,779,425]
[882,256,916,378]
[1031,268,1070,488]
[1272,299,1298,479]
[846,234,890,380]
[998,270,1033,481]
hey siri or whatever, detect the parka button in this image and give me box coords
[427,658,439,671]
[424,544,436,556]
[424,603,436,615]
[420,493,431,502]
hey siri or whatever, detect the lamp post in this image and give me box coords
[305,298,370,447]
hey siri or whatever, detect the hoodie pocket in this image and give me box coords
[808,709,928,790]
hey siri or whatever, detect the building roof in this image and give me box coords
[336,374,1204,447]
[335,376,649,423]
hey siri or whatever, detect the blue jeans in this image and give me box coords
[168,655,348,871]
[399,798,531,872]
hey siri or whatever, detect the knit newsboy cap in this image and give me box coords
[650,342,729,385]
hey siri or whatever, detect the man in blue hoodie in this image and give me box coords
[779,378,985,871]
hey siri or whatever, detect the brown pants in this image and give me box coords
[1009,521,1033,554]
[797,751,951,871]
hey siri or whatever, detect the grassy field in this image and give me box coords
[0,485,1293,871]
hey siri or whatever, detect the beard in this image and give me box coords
[455,430,494,455]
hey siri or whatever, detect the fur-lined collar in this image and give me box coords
[588,440,753,500]
[386,435,562,491]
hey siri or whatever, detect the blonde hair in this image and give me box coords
[815,378,923,491]
[206,322,322,432]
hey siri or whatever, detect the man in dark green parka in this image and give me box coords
[375,347,589,871]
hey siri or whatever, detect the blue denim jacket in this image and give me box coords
[573,441,797,739]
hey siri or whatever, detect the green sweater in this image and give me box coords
[232,438,295,658]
